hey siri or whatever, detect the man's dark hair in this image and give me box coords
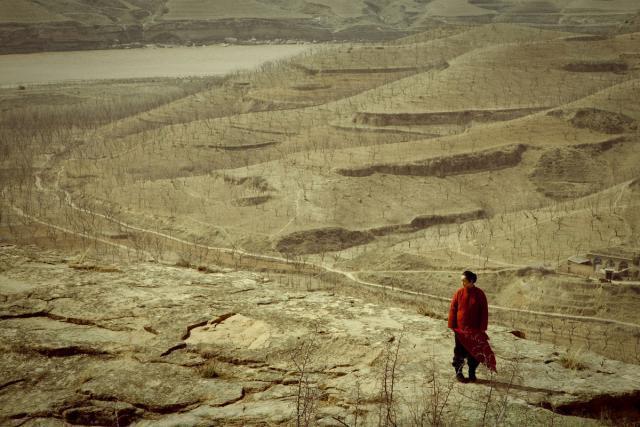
[463,270,477,283]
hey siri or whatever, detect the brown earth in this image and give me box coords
[2,20,640,426]
[335,144,527,178]
[275,227,376,255]
[569,108,638,134]
[563,60,630,73]
[2,245,640,426]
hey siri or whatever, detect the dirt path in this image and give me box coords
[9,204,149,258]
[272,188,304,236]
[21,171,640,332]
[355,268,519,274]
[446,181,636,268]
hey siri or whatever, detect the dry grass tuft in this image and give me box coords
[559,348,589,371]
[416,305,446,320]
[199,359,223,378]
[68,263,121,273]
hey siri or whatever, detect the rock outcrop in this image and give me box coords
[1,246,640,425]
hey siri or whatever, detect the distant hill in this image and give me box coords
[1,0,639,53]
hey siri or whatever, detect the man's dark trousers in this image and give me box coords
[452,333,479,375]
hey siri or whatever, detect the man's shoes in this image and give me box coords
[468,367,477,382]
[456,373,468,383]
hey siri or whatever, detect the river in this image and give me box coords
[0,44,314,86]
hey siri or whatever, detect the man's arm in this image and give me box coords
[448,290,458,329]
[480,290,488,331]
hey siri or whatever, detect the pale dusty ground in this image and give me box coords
[1,21,640,426]
[1,245,639,426]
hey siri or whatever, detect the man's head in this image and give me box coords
[461,270,477,288]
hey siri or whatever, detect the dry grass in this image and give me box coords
[2,23,639,367]
[68,263,121,273]
[199,359,225,379]
[559,348,589,371]
[416,305,446,320]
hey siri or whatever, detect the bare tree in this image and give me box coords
[291,331,321,427]
[377,333,403,427]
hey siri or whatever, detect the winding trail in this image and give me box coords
[17,171,640,332]
[355,268,518,274]
[444,181,636,268]
[272,188,304,236]
[9,204,152,260]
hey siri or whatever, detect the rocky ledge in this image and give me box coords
[1,245,639,426]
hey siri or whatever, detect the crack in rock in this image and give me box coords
[79,391,200,415]
[61,399,142,426]
[181,320,209,341]
[540,391,640,424]
[0,310,131,332]
[212,388,246,407]
[47,313,132,331]
[181,313,236,340]
[144,325,159,335]
[160,342,187,357]
[214,355,267,368]
[133,400,201,415]
[211,313,237,326]
[0,378,26,391]
[0,310,49,320]
[34,345,112,358]
[9,410,56,424]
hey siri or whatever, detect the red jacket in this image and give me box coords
[448,285,488,331]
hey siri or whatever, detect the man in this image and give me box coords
[448,270,496,383]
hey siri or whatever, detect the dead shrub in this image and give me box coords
[559,348,589,371]
[199,359,223,379]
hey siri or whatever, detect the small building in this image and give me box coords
[587,248,640,281]
[561,255,593,277]
[560,247,640,281]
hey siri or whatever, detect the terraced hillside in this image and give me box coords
[2,23,639,367]
[2,20,640,426]
[1,0,639,52]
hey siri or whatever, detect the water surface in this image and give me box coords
[0,44,313,86]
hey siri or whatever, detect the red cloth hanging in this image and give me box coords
[454,328,497,372]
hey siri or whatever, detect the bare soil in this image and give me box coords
[2,20,640,426]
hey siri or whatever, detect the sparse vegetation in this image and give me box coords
[559,348,589,371]
[199,359,223,378]
[1,13,640,427]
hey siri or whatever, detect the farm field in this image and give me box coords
[1,17,640,426]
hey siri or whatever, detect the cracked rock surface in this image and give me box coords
[1,246,640,426]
